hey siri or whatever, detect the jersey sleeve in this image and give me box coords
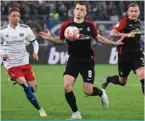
[27,27,36,42]
[90,22,98,38]
[58,23,66,40]
[113,18,127,32]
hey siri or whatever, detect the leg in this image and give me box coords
[7,66,47,116]
[136,67,144,94]
[63,57,81,119]
[16,77,46,116]
[24,68,37,93]
[102,61,130,89]
[23,66,47,116]
[64,74,77,112]
[134,53,144,95]
[80,61,109,108]
[64,74,81,119]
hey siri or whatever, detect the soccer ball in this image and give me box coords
[64,26,80,40]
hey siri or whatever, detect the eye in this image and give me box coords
[81,9,84,11]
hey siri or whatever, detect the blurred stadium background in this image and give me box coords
[1,1,144,120]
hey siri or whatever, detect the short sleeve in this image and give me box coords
[91,22,98,38]
[58,23,65,40]
[27,27,36,42]
[113,18,127,32]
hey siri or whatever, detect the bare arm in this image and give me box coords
[110,29,136,38]
[38,30,64,44]
[97,34,124,45]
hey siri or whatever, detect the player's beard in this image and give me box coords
[129,15,139,21]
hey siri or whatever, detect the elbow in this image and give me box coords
[110,31,114,37]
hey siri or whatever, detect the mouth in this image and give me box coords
[131,16,137,20]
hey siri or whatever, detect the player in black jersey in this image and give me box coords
[39,2,124,119]
[102,3,144,95]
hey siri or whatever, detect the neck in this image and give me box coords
[74,17,84,23]
[9,23,18,29]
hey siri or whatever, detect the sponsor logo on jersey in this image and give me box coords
[87,27,90,31]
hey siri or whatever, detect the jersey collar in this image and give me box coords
[8,23,20,29]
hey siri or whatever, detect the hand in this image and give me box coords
[113,36,124,45]
[2,54,8,61]
[38,29,52,40]
[126,31,136,37]
[33,52,38,61]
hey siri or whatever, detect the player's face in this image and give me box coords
[127,6,140,20]
[74,4,87,19]
[8,11,20,25]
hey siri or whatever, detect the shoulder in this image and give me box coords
[61,20,73,26]
[119,17,128,23]
[84,19,94,24]
[19,24,29,28]
[1,25,8,30]
[84,20,95,26]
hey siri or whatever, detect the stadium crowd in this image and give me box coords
[1,1,144,21]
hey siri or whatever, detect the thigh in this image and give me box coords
[118,61,132,77]
[22,65,35,81]
[133,54,144,73]
[80,61,95,84]
[63,57,79,79]
[7,66,24,81]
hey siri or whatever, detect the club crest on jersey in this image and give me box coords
[11,73,15,78]
[87,27,90,31]
[20,33,24,37]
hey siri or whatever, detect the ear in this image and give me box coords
[85,11,87,16]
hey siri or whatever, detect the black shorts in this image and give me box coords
[64,57,95,84]
[118,51,144,77]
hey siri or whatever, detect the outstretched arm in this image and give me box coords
[110,29,137,38]
[38,30,64,44]
[96,34,124,45]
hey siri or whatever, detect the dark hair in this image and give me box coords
[8,7,20,14]
[128,3,139,9]
[75,1,88,10]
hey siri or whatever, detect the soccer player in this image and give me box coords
[39,2,124,119]
[0,7,47,116]
[102,3,144,95]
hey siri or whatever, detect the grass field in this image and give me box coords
[1,65,144,120]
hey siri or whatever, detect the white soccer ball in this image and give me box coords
[64,26,80,40]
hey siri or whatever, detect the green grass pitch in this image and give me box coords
[1,65,144,120]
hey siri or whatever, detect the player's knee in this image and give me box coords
[64,84,73,93]
[119,78,127,86]
[137,70,144,80]
[31,85,37,93]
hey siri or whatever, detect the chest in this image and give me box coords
[70,23,92,36]
[2,29,27,44]
[124,21,141,33]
